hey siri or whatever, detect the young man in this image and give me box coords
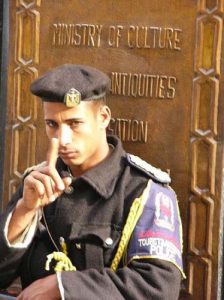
[0,64,184,299]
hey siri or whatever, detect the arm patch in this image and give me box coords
[127,181,185,278]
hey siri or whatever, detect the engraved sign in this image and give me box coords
[108,118,148,143]
[110,72,177,99]
[51,23,182,50]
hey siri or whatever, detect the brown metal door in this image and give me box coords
[1,1,224,299]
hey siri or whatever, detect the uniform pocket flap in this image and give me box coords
[69,223,120,249]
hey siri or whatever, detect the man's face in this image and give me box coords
[43,101,110,173]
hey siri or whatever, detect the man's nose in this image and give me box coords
[59,125,72,146]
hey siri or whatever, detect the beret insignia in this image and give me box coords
[126,154,171,184]
[64,88,81,107]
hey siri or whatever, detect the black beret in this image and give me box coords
[30,64,110,107]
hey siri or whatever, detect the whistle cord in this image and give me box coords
[41,206,60,252]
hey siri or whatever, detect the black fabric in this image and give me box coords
[62,259,181,300]
[0,136,182,299]
[30,64,110,102]
[85,244,104,270]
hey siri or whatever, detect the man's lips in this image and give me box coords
[59,151,79,158]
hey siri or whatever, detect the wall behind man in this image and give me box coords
[0,0,3,211]
[0,0,7,212]
[0,1,2,51]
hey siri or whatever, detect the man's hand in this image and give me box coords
[16,275,61,300]
[7,138,72,242]
[22,138,72,210]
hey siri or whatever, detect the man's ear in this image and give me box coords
[99,105,111,129]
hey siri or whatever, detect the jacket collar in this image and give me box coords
[57,136,126,199]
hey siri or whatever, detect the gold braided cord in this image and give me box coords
[60,237,68,256]
[110,180,152,271]
[45,236,76,272]
[45,251,76,272]
[44,178,152,273]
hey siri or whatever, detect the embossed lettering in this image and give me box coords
[107,118,148,143]
[108,25,124,47]
[111,72,177,99]
[52,23,103,47]
[127,26,182,50]
[51,23,182,51]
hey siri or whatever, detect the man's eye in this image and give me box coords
[46,121,57,128]
[70,121,82,128]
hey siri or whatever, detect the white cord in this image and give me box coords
[41,207,60,252]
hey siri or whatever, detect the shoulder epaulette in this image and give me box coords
[126,154,171,184]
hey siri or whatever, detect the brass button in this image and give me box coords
[64,186,74,194]
[105,237,113,246]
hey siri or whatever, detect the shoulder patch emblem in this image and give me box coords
[155,192,175,231]
[126,180,185,278]
[127,154,171,184]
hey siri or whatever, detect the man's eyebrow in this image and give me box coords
[65,118,84,122]
[67,117,83,120]
[44,118,84,122]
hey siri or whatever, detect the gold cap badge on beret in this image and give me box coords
[64,88,81,107]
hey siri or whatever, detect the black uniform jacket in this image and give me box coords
[0,136,182,300]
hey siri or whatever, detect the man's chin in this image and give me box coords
[61,156,82,167]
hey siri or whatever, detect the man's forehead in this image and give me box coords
[43,101,95,118]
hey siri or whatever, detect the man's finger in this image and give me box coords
[46,138,65,192]
[47,138,59,168]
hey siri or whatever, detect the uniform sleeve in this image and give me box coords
[61,259,181,300]
[126,181,185,277]
[4,210,39,248]
[0,184,38,289]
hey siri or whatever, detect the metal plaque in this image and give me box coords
[1,1,224,299]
